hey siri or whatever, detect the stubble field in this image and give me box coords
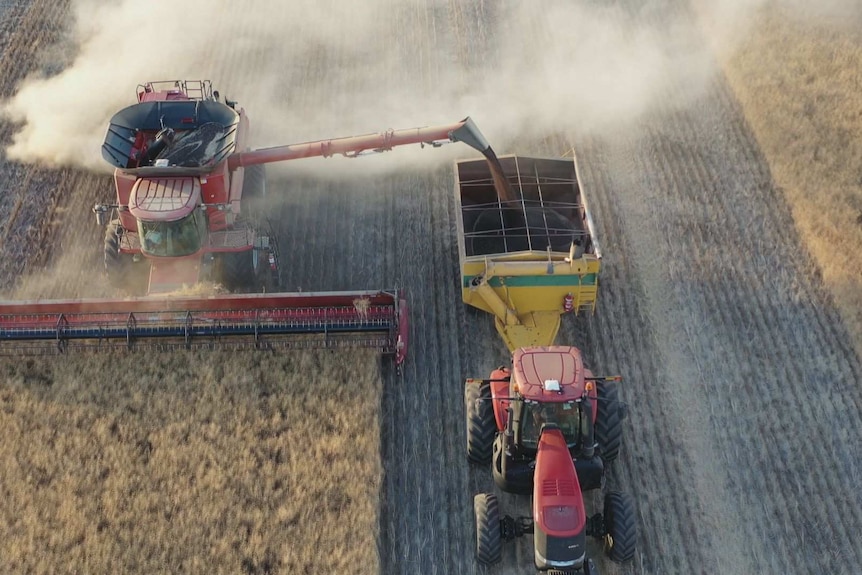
[0,1,861,575]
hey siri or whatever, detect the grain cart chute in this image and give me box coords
[0,80,515,365]
[455,155,602,350]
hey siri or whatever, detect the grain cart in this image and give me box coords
[0,80,505,364]
[455,154,601,350]
[466,346,636,573]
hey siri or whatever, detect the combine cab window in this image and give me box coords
[520,401,586,449]
[138,211,206,257]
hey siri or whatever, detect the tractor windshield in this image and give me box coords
[520,400,588,449]
[138,210,206,257]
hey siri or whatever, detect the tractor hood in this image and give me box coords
[532,426,587,570]
[129,177,200,221]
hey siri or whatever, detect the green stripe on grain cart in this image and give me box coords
[462,274,598,288]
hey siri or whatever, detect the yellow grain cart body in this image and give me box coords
[454,155,602,351]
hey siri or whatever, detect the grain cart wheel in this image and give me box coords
[595,379,623,465]
[474,493,501,565]
[465,379,495,464]
[602,491,637,563]
[104,219,134,289]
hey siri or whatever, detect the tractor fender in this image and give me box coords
[489,367,511,431]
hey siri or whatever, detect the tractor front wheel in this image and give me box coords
[465,379,495,464]
[474,493,502,565]
[595,379,623,465]
[602,491,637,563]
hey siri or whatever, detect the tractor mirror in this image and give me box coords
[93,204,108,226]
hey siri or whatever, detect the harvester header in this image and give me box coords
[0,290,408,363]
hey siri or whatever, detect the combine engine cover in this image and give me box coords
[532,426,587,571]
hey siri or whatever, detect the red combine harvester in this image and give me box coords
[0,80,506,363]
[466,346,637,574]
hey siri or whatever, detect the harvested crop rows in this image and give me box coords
[1,1,861,575]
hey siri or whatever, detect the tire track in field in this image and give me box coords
[0,0,71,293]
[574,133,711,575]
[656,71,862,573]
[581,2,862,571]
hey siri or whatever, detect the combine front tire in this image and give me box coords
[474,493,501,565]
[595,379,623,465]
[465,379,495,464]
[104,219,138,290]
[602,491,637,563]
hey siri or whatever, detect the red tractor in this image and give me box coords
[466,346,637,574]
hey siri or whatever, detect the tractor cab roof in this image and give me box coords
[512,346,586,402]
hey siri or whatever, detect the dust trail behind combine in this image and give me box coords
[3,0,725,174]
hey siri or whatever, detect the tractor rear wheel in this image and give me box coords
[474,493,502,565]
[465,379,495,464]
[602,491,637,563]
[595,379,623,465]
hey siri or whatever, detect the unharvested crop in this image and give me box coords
[718,4,862,356]
[0,350,382,575]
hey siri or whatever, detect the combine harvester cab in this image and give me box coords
[455,154,602,350]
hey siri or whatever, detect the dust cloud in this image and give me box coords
[3,0,856,173]
[694,0,862,53]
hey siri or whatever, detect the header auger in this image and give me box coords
[0,79,510,364]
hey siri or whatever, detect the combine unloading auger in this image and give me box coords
[0,80,518,365]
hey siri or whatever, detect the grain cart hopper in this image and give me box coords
[466,346,636,573]
[0,80,505,365]
[455,154,601,350]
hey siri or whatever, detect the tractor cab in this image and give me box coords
[507,347,597,457]
[499,391,601,495]
[516,397,592,452]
